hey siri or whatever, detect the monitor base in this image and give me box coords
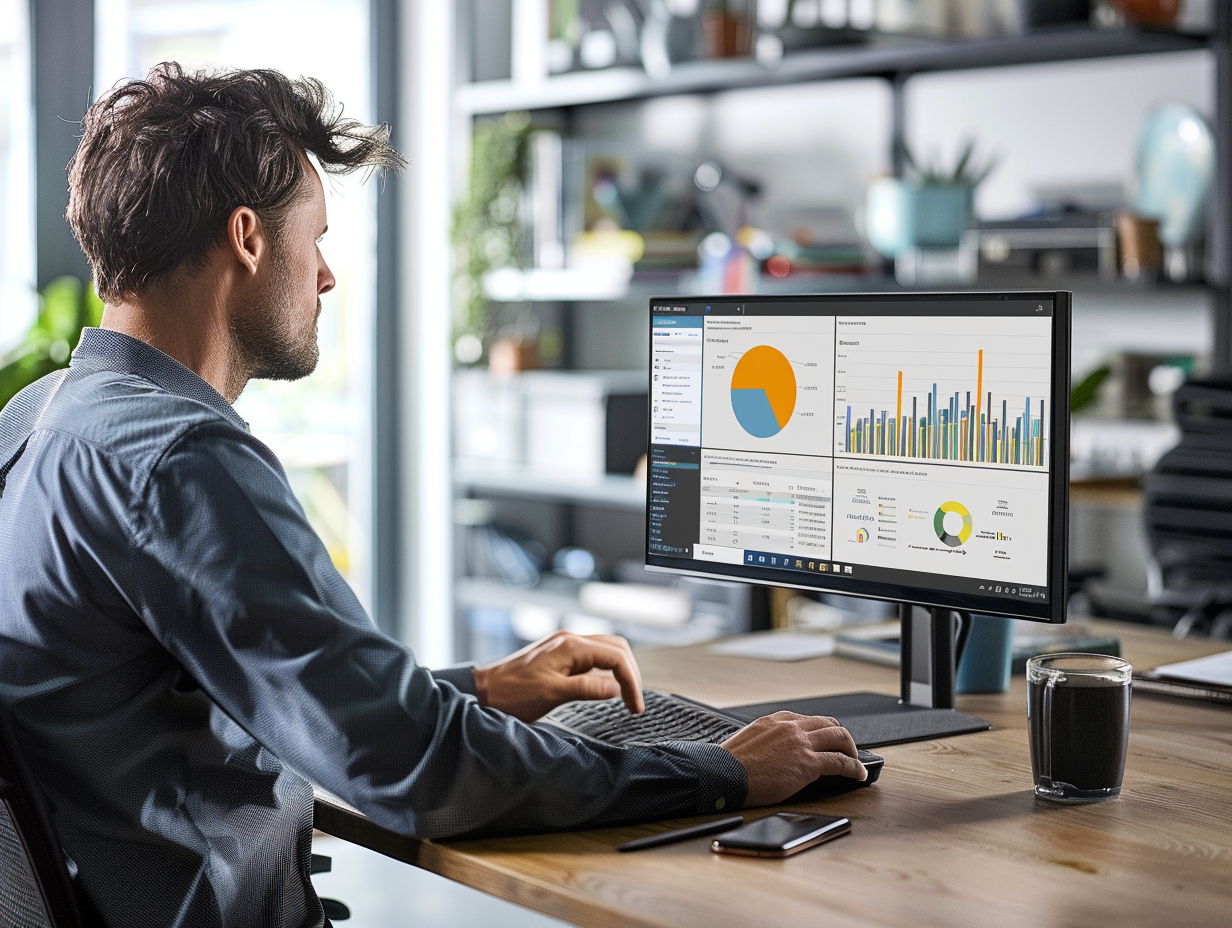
[723,692,989,749]
[723,604,989,747]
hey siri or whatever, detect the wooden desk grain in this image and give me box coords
[314,622,1232,928]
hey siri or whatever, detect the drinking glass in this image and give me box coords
[1027,653,1132,802]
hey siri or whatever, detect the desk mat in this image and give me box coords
[724,692,990,747]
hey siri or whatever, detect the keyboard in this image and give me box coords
[543,691,743,746]
[541,691,885,795]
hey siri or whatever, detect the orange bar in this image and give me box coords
[896,371,903,452]
[975,349,984,426]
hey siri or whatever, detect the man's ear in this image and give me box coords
[225,205,266,275]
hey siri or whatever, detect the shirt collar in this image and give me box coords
[70,328,249,431]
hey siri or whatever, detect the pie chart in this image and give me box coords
[731,346,797,438]
[934,501,973,548]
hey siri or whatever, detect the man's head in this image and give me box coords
[67,63,402,386]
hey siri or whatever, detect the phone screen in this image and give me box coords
[712,812,850,856]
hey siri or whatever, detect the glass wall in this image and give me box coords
[0,0,35,352]
[94,0,377,607]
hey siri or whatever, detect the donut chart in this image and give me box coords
[731,346,797,438]
[933,501,973,547]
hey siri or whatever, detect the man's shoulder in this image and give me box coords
[1,365,245,469]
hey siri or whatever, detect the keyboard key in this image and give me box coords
[544,691,742,746]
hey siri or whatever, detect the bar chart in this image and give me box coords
[833,315,1052,470]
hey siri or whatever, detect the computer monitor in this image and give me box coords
[645,292,1071,742]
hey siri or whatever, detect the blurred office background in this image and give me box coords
[1,1,1229,923]
[446,0,1227,660]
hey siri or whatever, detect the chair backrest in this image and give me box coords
[0,707,89,928]
[1143,378,1232,593]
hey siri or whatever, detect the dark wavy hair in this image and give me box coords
[67,62,404,301]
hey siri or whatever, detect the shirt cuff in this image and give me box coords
[429,664,479,699]
[657,741,749,813]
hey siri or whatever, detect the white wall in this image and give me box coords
[574,79,892,236]
[906,49,1215,220]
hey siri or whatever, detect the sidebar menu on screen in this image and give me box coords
[651,315,702,447]
[649,313,703,557]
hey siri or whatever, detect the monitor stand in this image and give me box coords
[724,604,990,748]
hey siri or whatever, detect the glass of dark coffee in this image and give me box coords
[1027,653,1131,803]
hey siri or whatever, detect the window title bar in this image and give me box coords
[650,294,1056,319]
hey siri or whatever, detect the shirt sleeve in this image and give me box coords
[125,422,746,838]
[429,665,479,698]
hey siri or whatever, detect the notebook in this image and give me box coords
[1133,650,1232,707]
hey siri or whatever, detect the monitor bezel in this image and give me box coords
[644,290,1071,624]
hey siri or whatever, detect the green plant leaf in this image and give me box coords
[901,138,998,188]
[450,113,534,359]
[37,276,84,341]
[1071,364,1112,414]
[951,139,975,184]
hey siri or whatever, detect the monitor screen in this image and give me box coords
[645,292,1070,623]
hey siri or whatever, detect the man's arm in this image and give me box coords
[124,423,748,837]
[429,637,867,806]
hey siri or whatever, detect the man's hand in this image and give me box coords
[472,629,645,723]
[720,712,866,807]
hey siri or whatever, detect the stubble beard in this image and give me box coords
[229,255,321,392]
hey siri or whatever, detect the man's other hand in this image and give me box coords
[720,712,866,807]
[472,629,645,723]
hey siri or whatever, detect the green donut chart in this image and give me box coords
[933,501,973,548]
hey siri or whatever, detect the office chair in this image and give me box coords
[1142,377,1232,639]
[0,706,99,928]
[0,704,350,927]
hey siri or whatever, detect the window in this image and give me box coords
[0,0,34,352]
[95,0,377,606]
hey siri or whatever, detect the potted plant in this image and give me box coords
[866,139,997,258]
[902,139,997,249]
[450,111,532,367]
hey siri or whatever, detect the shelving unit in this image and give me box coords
[457,19,1230,358]
[450,14,1232,653]
[454,461,645,510]
[456,26,1208,116]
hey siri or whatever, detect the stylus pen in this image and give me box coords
[617,815,745,852]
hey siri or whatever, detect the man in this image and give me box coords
[0,64,865,926]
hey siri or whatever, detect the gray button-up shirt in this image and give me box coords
[0,328,745,928]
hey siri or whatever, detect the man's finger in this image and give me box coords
[815,750,868,781]
[563,637,645,713]
[558,670,622,705]
[805,724,859,758]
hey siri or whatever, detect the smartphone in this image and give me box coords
[710,812,850,858]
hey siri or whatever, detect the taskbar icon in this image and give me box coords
[744,550,851,577]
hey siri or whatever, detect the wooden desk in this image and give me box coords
[314,622,1232,928]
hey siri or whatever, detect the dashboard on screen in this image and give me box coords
[644,292,1071,623]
